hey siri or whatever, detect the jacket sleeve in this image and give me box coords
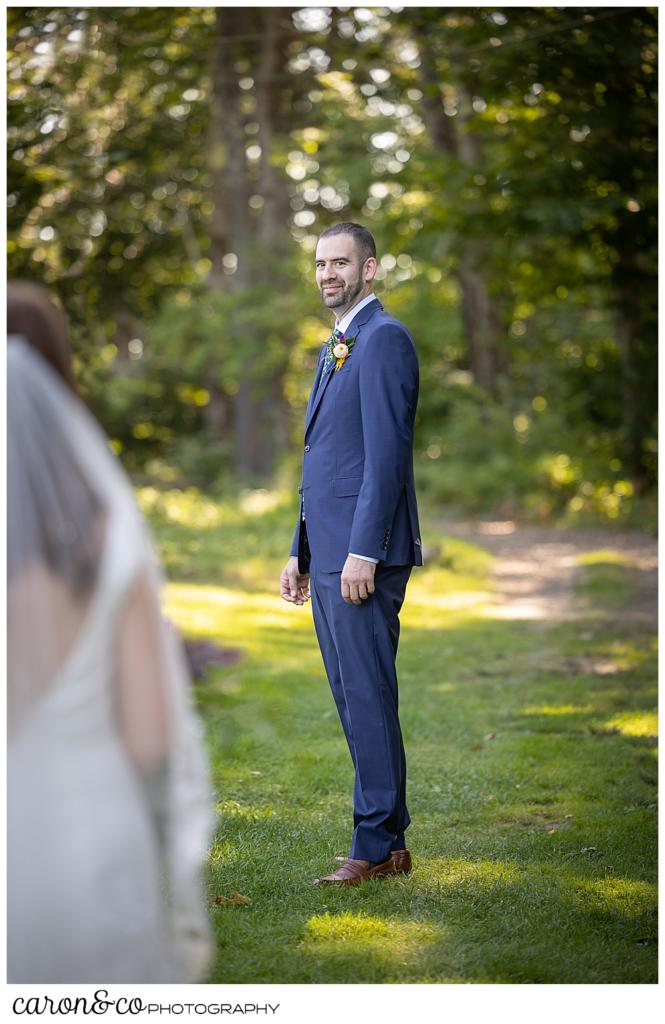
[348,323,419,560]
[290,346,326,560]
[290,517,300,558]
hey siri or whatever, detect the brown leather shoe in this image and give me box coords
[314,852,411,886]
[390,849,413,874]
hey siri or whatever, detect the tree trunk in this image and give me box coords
[458,248,504,395]
[415,25,507,398]
[612,267,656,491]
[207,7,294,479]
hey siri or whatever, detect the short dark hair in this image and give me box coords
[7,280,79,396]
[7,280,99,596]
[318,222,376,265]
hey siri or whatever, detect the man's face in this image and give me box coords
[315,234,375,314]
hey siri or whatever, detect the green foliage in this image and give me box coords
[7,7,657,513]
[414,382,647,526]
[137,485,296,587]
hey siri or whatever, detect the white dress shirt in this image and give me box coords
[335,291,378,337]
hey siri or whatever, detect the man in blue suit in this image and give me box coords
[280,222,422,885]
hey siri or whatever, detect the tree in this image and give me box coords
[8,6,657,507]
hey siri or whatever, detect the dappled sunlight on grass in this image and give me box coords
[422,859,656,924]
[402,542,495,623]
[165,582,243,607]
[408,571,490,600]
[163,581,313,646]
[522,704,593,716]
[165,581,291,613]
[303,911,444,962]
[437,535,495,578]
[406,590,494,617]
[575,550,644,611]
[401,598,489,632]
[209,840,240,864]
[602,711,657,738]
[573,877,657,917]
[141,484,299,586]
[427,682,460,694]
[576,549,631,566]
[427,858,521,888]
[605,637,657,669]
[216,798,278,821]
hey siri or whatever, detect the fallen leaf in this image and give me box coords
[484,732,497,740]
[213,891,252,906]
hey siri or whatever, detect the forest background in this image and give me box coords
[6,3,659,991]
[7,5,658,525]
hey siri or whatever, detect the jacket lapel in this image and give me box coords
[304,351,326,430]
[304,299,383,436]
[304,355,335,434]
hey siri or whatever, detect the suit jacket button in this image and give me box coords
[304,445,311,452]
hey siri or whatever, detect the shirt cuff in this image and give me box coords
[349,552,379,564]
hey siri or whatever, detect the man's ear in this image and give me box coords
[364,257,378,282]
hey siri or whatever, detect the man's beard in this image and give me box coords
[320,273,364,311]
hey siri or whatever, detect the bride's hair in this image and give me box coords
[8,280,102,597]
[7,280,79,396]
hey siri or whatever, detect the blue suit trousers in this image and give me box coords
[310,561,412,863]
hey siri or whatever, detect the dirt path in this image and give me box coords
[436,519,658,627]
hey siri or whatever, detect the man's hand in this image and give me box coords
[341,555,376,606]
[280,556,310,605]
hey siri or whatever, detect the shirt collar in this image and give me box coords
[335,292,377,336]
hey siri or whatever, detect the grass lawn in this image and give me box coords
[142,486,657,984]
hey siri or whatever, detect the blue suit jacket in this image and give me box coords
[291,298,422,573]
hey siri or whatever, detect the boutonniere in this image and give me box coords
[328,333,357,372]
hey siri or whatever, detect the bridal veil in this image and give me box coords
[7,337,214,983]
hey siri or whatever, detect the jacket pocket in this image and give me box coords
[333,476,363,497]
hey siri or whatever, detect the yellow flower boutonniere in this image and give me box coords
[327,333,357,372]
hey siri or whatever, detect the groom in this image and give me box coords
[280,222,422,885]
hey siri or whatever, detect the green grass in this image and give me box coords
[575,550,640,610]
[143,487,658,984]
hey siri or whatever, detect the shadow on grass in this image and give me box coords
[205,804,657,984]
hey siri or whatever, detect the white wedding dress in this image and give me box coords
[7,339,214,984]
